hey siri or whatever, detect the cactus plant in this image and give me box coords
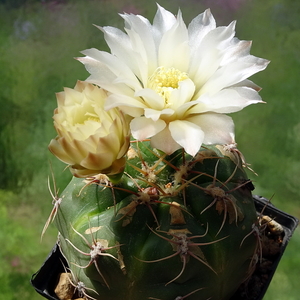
[53,142,258,300]
[41,4,273,300]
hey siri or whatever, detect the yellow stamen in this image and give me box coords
[148,67,189,106]
[84,112,100,123]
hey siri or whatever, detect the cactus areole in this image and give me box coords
[54,142,258,300]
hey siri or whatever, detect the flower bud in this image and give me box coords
[48,81,131,177]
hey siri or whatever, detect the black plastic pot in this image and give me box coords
[31,242,68,300]
[231,195,299,299]
[31,196,298,300]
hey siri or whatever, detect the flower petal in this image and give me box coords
[98,25,151,85]
[121,14,158,76]
[153,4,177,44]
[49,137,76,165]
[158,10,190,70]
[188,8,216,54]
[169,120,205,156]
[189,21,236,90]
[232,79,262,92]
[188,86,264,114]
[200,55,270,95]
[144,108,174,122]
[130,117,166,140]
[219,39,252,66]
[135,88,165,110]
[187,113,235,145]
[105,93,147,117]
[150,126,181,154]
[81,48,141,89]
[169,78,195,111]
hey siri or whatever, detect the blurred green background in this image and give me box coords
[0,0,299,299]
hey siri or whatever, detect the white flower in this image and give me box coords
[48,81,131,177]
[78,5,269,156]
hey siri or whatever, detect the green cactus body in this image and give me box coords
[55,142,257,300]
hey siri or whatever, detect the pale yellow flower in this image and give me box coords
[48,81,131,177]
[78,5,269,156]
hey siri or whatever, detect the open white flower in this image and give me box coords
[48,81,131,177]
[78,5,269,156]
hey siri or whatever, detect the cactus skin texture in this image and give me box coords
[55,142,257,300]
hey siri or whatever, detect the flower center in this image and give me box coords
[73,109,100,127]
[148,67,189,106]
[84,112,100,123]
